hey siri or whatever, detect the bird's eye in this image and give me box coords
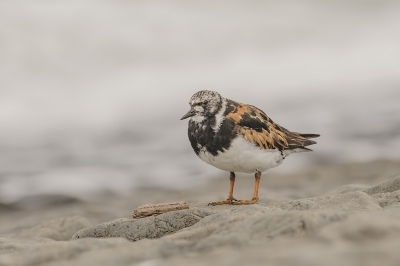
[203,100,208,105]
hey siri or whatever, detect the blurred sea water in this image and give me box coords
[0,1,399,202]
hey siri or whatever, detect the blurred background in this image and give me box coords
[0,0,399,205]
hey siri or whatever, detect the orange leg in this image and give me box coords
[232,171,260,205]
[208,172,238,206]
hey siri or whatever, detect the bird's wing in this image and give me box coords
[224,100,318,151]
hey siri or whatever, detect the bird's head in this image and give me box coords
[180,90,222,121]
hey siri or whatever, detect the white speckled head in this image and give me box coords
[181,90,224,120]
[190,90,223,115]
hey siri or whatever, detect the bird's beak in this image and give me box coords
[180,108,196,120]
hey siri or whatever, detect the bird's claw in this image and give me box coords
[208,197,238,206]
[231,197,259,205]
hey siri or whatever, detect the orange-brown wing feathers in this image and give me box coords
[224,100,319,151]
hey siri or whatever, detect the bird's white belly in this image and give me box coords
[198,136,290,174]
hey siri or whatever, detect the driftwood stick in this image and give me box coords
[132,201,189,218]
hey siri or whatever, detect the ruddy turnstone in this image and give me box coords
[181,90,319,205]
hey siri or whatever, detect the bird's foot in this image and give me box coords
[231,197,259,205]
[208,197,238,206]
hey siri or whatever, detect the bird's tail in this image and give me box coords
[299,133,320,139]
[295,133,320,150]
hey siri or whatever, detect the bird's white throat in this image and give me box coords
[190,115,206,123]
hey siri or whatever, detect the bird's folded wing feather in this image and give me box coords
[225,101,317,151]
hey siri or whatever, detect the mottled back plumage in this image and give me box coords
[224,99,319,151]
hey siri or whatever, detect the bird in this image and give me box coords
[180,90,319,206]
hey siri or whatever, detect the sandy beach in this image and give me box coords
[1,160,400,265]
